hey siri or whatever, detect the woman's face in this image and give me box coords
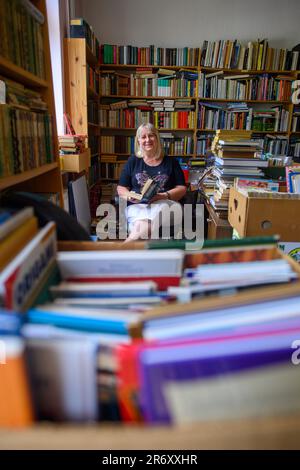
[138,129,157,154]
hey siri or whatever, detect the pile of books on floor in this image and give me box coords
[1,215,300,426]
[209,130,268,214]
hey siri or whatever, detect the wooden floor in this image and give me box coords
[1,414,300,450]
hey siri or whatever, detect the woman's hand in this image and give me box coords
[127,195,141,204]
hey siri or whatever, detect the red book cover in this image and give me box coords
[67,276,181,291]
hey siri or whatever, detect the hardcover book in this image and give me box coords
[128,178,161,203]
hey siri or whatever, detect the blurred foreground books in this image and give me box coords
[1,213,300,429]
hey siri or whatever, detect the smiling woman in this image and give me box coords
[117,123,187,242]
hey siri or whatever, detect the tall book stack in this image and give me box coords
[209,130,266,214]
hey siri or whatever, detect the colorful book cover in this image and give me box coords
[0,222,57,312]
[117,318,300,423]
[27,303,141,335]
[285,166,300,192]
[139,330,300,423]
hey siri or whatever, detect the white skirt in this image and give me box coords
[126,200,182,233]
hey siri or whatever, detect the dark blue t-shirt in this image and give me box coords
[119,155,186,195]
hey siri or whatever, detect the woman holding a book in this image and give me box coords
[117,123,187,241]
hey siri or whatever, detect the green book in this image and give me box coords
[147,235,279,250]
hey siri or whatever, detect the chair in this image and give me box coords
[96,188,201,241]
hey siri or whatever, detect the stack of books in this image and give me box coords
[3,231,300,427]
[58,135,87,155]
[209,130,266,213]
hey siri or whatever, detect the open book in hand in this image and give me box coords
[128,178,161,203]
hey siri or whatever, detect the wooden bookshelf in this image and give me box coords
[64,40,300,200]
[0,163,59,191]
[0,0,63,206]
[64,37,101,187]
[98,62,199,189]
[99,66,298,171]
[0,56,48,89]
[1,414,300,449]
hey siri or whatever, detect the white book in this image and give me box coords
[26,338,98,421]
[218,140,258,146]
[223,74,251,80]
[168,273,298,302]
[57,250,184,278]
[205,71,224,79]
[53,296,163,308]
[0,222,56,311]
[30,303,142,322]
[50,280,157,296]
[22,323,131,345]
[143,294,300,341]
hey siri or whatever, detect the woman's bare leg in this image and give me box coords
[124,219,151,242]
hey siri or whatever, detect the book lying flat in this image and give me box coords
[50,281,157,297]
[57,250,184,277]
[142,293,300,341]
[27,304,142,335]
[57,250,184,290]
[52,296,164,309]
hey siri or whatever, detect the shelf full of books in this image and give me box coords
[99,63,200,201]
[0,0,63,204]
[99,38,300,166]
[64,34,300,202]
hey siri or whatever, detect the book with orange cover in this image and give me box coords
[0,336,34,427]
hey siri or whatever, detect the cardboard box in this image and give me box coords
[60,148,91,173]
[228,187,300,241]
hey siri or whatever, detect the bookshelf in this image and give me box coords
[0,0,63,206]
[99,63,198,176]
[98,41,300,185]
[64,37,101,189]
[1,413,300,449]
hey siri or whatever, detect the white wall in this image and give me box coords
[46,0,65,135]
[80,0,300,50]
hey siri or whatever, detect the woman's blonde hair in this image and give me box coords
[134,123,164,160]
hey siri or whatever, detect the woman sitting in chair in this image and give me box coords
[117,123,187,242]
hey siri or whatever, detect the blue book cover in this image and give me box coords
[0,309,22,335]
[27,305,140,335]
